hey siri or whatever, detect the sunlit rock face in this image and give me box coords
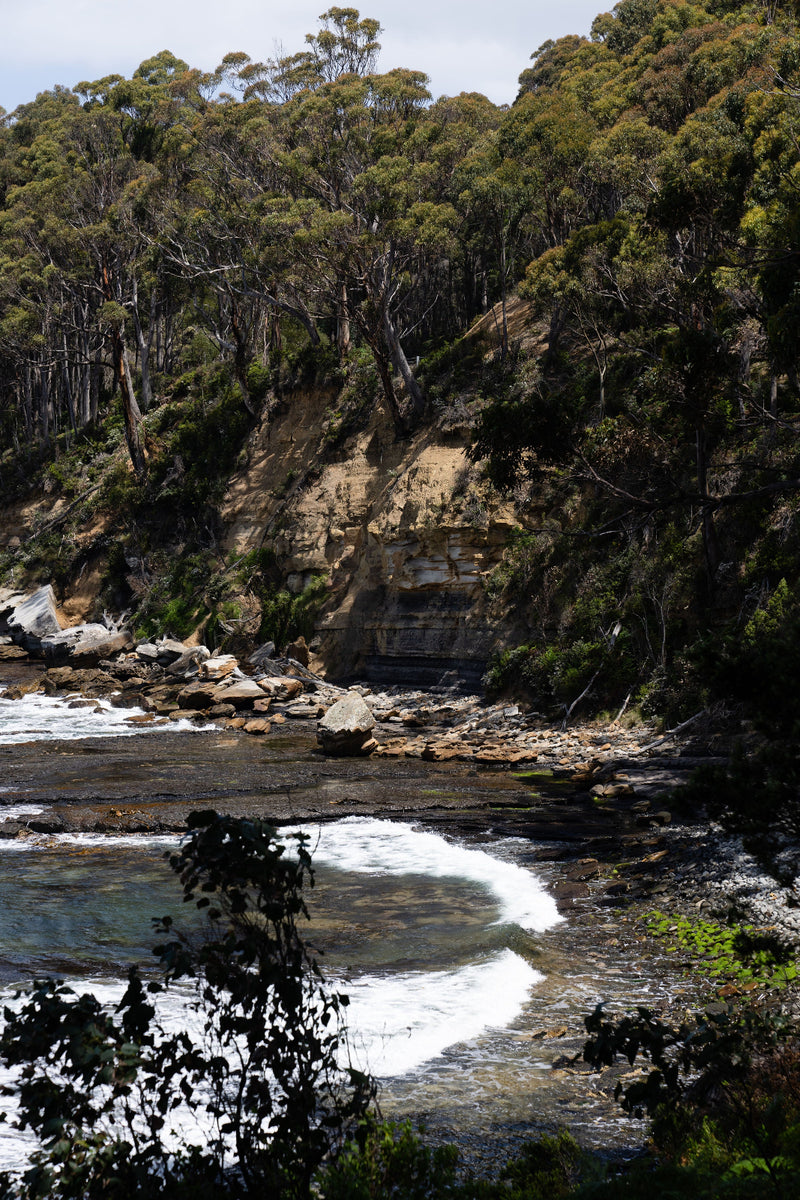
[219,388,522,687]
[319,524,515,688]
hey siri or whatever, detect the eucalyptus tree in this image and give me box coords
[156,13,465,434]
[0,63,194,475]
[456,137,537,358]
[271,64,460,429]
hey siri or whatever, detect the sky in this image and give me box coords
[0,0,607,114]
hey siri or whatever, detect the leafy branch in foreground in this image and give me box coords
[0,811,375,1200]
[583,1002,800,1197]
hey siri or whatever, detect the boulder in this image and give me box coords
[41,625,133,666]
[284,636,310,666]
[316,692,376,756]
[278,677,304,700]
[5,585,62,652]
[134,638,188,666]
[155,638,190,665]
[177,682,217,710]
[198,654,237,681]
[248,642,276,667]
[212,678,265,708]
[135,642,161,663]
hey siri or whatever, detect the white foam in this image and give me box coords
[299,817,562,933]
[0,820,561,1174]
[0,831,178,852]
[341,948,541,1077]
[0,805,45,820]
[0,690,210,743]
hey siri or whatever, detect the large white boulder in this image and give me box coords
[6,585,62,650]
[317,692,376,756]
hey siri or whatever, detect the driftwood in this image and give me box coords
[28,484,103,541]
[640,709,708,754]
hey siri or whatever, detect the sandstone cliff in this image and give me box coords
[220,386,520,686]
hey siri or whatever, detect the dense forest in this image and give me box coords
[1,0,800,728]
[2,1,800,733]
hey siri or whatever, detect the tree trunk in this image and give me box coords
[545,303,567,367]
[130,278,156,413]
[499,236,508,360]
[383,309,425,427]
[371,341,407,434]
[112,327,147,479]
[337,280,351,357]
[696,425,719,582]
[230,301,256,416]
[38,363,51,448]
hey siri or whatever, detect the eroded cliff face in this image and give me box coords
[220,388,520,686]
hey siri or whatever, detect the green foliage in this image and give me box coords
[645,910,798,989]
[583,1002,800,1197]
[148,379,254,513]
[0,811,375,1199]
[259,574,327,650]
[322,349,379,448]
[319,1118,460,1199]
[497,1130,584,1199]
[683,577,800,842]
[319,1119,585,1200]
[3,0,800,731]
[134,551,218,640]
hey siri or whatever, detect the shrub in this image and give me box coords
[0,812,375,1199]
[583,1002,800,1197]
[259,574,327,650]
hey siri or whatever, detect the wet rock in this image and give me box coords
[317,692,376,756]
[28,816,66,833]
[2,680,42,700]
[125,712,161,725]
[565,859,600,882]
[554,880,591,902]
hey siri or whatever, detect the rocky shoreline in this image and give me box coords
[2,597,799,1004]
[2,629,799,1168]
[2,630,798,959]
